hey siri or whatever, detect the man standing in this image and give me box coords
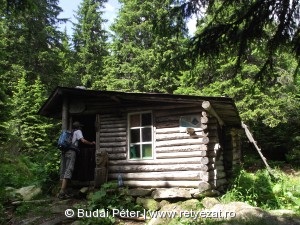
[58,121,95,199]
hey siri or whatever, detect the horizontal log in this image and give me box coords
[156,132,208,141]
[100,141,126,147]
[108,153,127,160]
[109,170,226,183]
[156,145,208,152]
[155,115,208,124]
[109,171,201,181]
[123,180,200,188]
[156,127,182,134]
[156,127,208,135]
[156,152,210,162]
[108,157,211,165]
[156,121,209,129]
[99,132,127,137]
[100,137,127,142]
[155,121,179,129]
[100,120,126,125]
[101,123,126,129]
[155,137,209,147]
[156,150,206,158]
[98,147,126,153]
[108,164,209,173]
[100,127,126,133]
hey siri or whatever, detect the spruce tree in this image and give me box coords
[1,0,66,91]
[104,0,189,93]
[72,0,109,88]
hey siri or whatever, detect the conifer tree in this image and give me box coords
[72,0,109,88]
[11,73,55,156]
[104,0,189,93]
[1,0,65,91]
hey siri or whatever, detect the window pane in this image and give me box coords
[130,129,140,143]
[142,127,152,142]
[130,114,140,127]
[142,144,152,158]
[141,113,152,126]
[130,145,140,159]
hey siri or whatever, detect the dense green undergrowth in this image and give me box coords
[221,168,300,212]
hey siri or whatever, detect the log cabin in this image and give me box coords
[38,86,242,193]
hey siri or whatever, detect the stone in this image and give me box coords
[268,209,297,216]
[128,188,153,197]
[201,197,220,209]
[151,188,192,200]
[198,181,211,192]
[147,199,200,225]
[79,187,89,194]
[191,189,220,198]
[15,185,42,201]
[159,200,170,208]
[209,202,267,220]
[136,197,160,211]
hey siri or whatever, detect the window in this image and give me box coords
[128,112,153,159]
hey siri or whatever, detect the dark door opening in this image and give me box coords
[72,115,96,182]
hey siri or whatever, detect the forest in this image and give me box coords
[0,0,299,224]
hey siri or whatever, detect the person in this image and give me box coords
[58,121,95,199]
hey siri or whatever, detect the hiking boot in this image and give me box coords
[57,192,73,200]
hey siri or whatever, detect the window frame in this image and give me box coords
[127,111,154,160]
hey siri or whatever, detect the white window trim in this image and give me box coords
[127,111,154,160]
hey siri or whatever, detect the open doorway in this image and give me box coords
[71,115,96,182]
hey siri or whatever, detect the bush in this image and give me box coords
[221,169,300,213]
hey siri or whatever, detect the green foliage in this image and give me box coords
[103,0,189,93]
[79,182,143,224]
[222,169,300,212]
[72,0,109,88]
[10,74,56,155]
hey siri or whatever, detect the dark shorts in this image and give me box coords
[60,150,76,179]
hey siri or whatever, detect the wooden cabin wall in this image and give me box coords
[95,105,229,189]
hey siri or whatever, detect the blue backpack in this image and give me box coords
[57,130,73,151]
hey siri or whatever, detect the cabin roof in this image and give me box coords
[38,86,242,127]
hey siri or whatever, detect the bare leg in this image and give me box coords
[60,178,68,193]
